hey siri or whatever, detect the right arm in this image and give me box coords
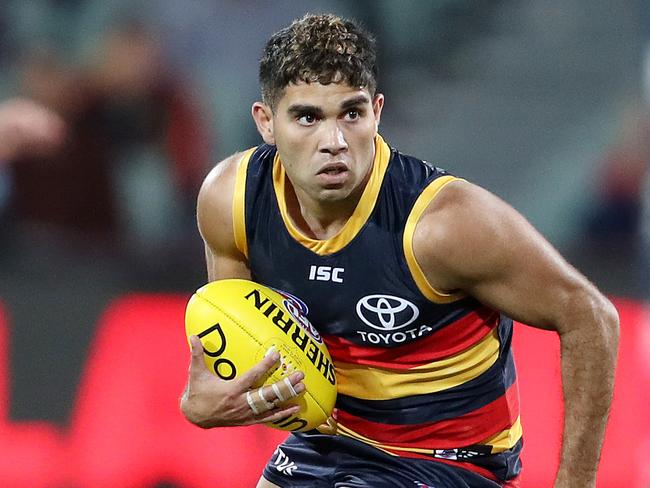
[196,151,251,282]
[180,153,304,428]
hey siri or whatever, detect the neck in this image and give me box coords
[283,183,358,240]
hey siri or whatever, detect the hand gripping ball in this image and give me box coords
[185,279,336,431]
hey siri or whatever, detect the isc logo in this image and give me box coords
[308,265,344,283]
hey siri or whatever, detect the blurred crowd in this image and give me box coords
[0,5,221,423]
[0,20,211,283]
[0,0,508,290]
[586,104,650,250]
[580,33,650,297]
[0,0,648,295]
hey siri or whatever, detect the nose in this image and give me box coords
[318,121,348,155]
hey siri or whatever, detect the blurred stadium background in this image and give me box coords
[0,0,648,486]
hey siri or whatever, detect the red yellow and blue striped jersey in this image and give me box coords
[234,135,522,484]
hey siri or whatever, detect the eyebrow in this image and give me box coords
[286,95,371,118]
[340,95,370,111]
[286,104,324,118]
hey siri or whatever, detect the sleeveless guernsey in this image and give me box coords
[233,135,522,483]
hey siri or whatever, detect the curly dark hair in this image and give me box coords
[259,14,378,110]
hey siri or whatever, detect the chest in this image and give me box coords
[249,225,474,348]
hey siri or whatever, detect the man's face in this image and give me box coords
[260,81,384,206]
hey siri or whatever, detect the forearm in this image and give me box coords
[555,300,619,487]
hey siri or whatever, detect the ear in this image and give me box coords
[252,102,275,144]
[372,93,384,133]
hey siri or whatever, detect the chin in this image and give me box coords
[317,187,351,202]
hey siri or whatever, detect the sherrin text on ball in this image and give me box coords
[185,279,336,431]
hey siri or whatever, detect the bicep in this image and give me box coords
[197,152,252,282]
[461,221,588,331]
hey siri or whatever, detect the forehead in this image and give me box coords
[277,81,372,110]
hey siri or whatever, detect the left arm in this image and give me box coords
[413,180,619,488]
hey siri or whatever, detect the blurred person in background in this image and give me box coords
[586,105,650,246]
[85,22,212,278]
[8,49,118,242]
[583,28,650,299]
[0,96,66,244]
[3,21,211,282]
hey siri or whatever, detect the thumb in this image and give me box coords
[188,335,209,375]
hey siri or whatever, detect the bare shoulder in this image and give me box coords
[197,151,247,253]
[411,179,617,331]
[198,152,245,213]
[412,179,565,297]
[413,180,522,266]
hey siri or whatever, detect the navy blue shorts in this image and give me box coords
[262,432,503,488]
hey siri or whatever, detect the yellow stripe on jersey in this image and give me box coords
[403,175,466,304]
[232,147,257,259]
[335,329,500,400]
[272,135,391,255]
[480,416,523,453]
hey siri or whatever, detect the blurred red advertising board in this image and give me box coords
[0,296,647,487]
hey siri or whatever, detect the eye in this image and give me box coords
[297,114,317,126]
[344,110,360,121]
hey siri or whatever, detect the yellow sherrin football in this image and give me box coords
[185,279,336,431]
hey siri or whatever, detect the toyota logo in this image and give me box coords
[356,294,419,331]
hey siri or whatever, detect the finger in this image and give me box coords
[246,388,274,414]
[254,404,301,425]
[250,372,304,413]
[237,347,281,389]
[247,375,305,415]
[269,372,305,403]
[316,416,338,435]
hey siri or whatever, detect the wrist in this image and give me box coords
[180,393,224,429]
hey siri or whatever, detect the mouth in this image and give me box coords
[317,162,348,175]
[316,162,350,187]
